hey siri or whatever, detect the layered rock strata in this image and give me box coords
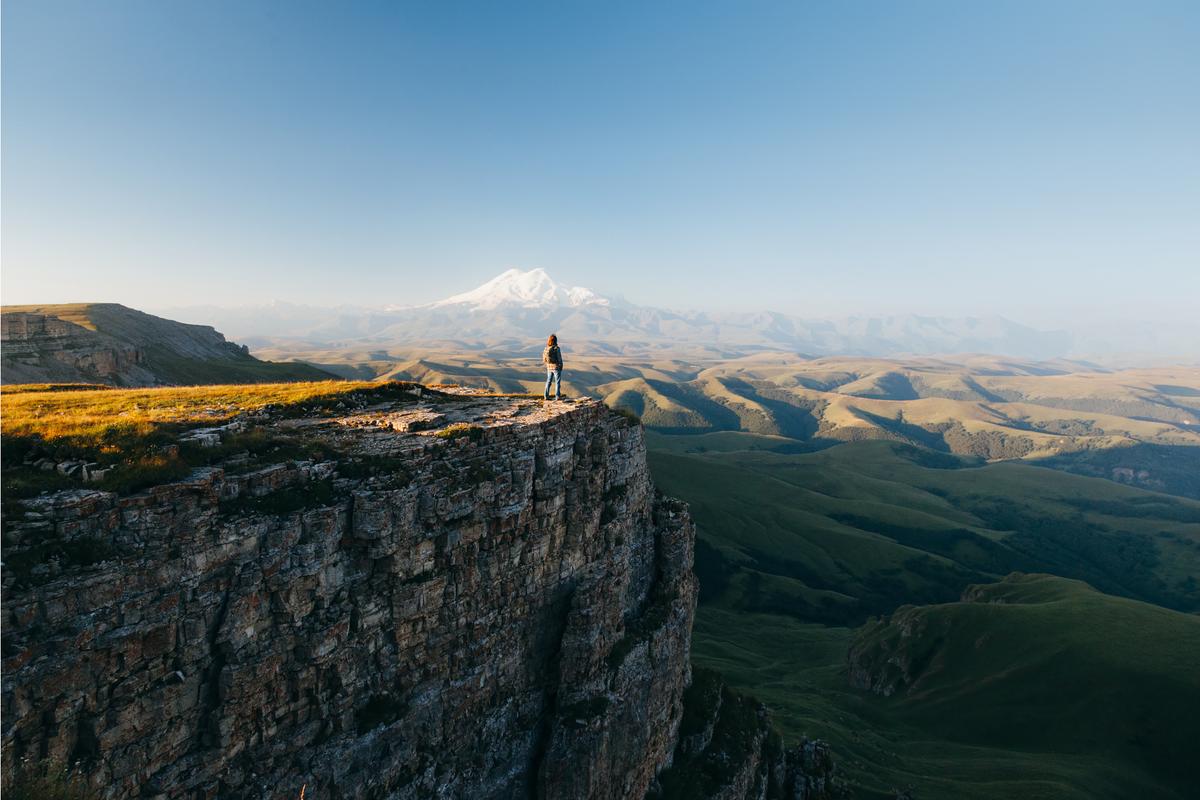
[2,393,697,799]
[0,304,331,385]
[1,311,150,385]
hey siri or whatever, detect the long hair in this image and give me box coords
[547,334,558,346]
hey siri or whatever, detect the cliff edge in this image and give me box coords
[2,390,696,798]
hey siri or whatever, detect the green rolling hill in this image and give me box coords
[648,438,1200,799]
[846,574,1200,799]
[849,575,1200,776]
[253,348,1200,497]
[649,440,1200,624]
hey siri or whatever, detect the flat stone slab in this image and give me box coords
[329,390,598,439]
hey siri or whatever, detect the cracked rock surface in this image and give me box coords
[2,391,697,799]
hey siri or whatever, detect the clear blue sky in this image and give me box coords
[3,0,1198,322]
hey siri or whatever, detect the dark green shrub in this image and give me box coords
[3,760,100,800]
[336,455,411,482]
[611,406,642,425]
[433,424,484,442]
[355,694,408,733]
[219,479,339,517]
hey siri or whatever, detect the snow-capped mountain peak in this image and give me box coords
[427,268,610,311]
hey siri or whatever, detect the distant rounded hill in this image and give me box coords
[847,573,1200,798]
[1,303,334,387]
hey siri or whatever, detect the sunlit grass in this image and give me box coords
[1,381,399,449]
[653,437,1200,800]
[0,381,428,501]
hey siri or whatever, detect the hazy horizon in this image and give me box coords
[3,1,1198,328]
[8,265,1200,344]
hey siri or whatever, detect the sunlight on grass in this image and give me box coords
[1,381,429,500]
[1,381,396,448]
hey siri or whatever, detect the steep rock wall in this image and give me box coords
[0,304,331,385]
[1,311,151,385]
[2,395,697,799]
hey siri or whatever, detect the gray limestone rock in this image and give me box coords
[2,393,697,800]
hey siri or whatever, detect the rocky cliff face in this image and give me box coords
[1,311,151,385]
[649,669,841,800]
[1,304,331,385]
[2,393,696,798]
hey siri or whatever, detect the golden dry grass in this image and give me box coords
[1,302,102,331]
[1,381,388,448]
[0,383,112,395]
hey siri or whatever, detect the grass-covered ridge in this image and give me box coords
[649,435,1200,799]
[691,602,1194,800]
[1,381,414,446]
[650,440,1200,623]
[0,381,427,502]
[848,574,1200,797]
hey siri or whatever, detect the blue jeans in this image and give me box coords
[544,368,562,398]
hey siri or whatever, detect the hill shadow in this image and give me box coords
[1030,443,1200,501]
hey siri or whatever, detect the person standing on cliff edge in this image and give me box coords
[543,334,564,400]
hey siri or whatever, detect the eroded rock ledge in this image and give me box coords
[2,392,697,799]
[649,669,842,800]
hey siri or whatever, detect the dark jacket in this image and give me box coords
[542,344,563,369]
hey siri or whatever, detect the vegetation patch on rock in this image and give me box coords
[219,479,340,517]
[432,423,484,442]
[0,381,428,509]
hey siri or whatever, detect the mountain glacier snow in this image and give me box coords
[156,268,1078,358]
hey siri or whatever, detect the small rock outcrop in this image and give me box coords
[1,392,697,798]
[845,606,934,698]
[648,668,843,800]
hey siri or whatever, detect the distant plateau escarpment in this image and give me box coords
[1,303,333,386]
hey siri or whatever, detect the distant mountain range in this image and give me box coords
[157,268,1086,359]
[415,267,612,311]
